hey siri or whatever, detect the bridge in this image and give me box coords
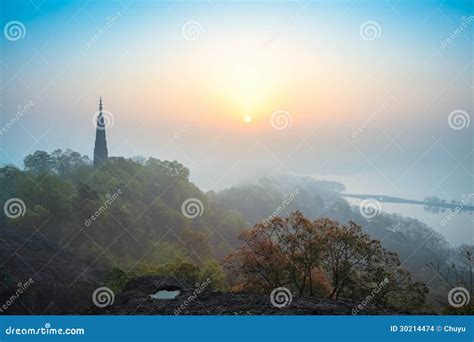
[340,193,474,212]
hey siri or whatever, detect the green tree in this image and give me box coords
[24,151,53,175]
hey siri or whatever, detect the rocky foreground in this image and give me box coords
[85,275,423,315]
[0,229,429,315]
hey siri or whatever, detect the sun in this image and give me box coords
[243,115,253,124]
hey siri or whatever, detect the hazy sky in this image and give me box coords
[1,0,472,203]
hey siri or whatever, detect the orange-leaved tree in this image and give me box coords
[225,211,427,307]
[225,211,329,297]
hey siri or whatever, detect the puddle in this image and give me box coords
[149,290,181,299]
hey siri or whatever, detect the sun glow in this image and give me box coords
[204,38,287,122]
[226,64,267,111]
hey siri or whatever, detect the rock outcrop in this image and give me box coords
[85,275,422,315]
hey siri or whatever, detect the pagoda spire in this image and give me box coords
[93,97,108,167]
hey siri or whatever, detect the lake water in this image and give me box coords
[311,168,473,247]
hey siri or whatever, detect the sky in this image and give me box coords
[0,1,472,215]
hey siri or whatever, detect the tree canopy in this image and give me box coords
[226,211,427,308]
